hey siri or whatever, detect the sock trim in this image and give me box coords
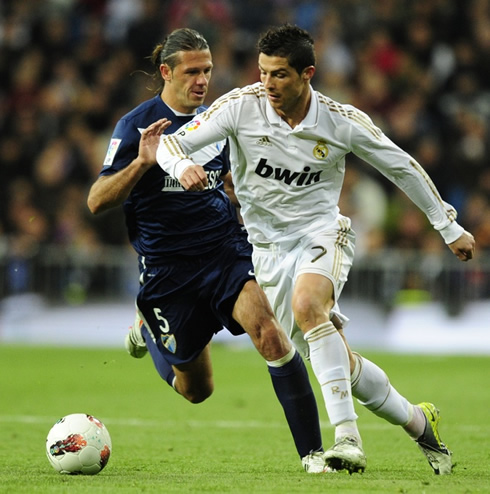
[350,351,363,387]
[267,347,296,368]
[304,321,337,343]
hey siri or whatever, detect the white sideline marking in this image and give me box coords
[0,415,405,431]
[1,414,311,429]
[3,415,485,433]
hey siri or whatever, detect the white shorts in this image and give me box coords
[252,216,355,359]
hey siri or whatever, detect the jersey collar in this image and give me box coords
[265,85,318,130]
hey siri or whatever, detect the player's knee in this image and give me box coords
[183,385,213,404]
[178,380,214,404]
[251,324,291,361]
[292,296,324,329]
[185,392,212,404]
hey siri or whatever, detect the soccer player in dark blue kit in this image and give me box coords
[87,28,329,473]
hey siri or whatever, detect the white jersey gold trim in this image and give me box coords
[157,82,463,247]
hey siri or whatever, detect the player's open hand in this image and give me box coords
[179,165,209,191]
[138,118,171,166]
[448,230,475,261]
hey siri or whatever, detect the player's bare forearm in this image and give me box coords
[87,119,171,214]
[448,230,475,261]
[87,162,148,214]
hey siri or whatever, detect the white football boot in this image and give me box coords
[124,312,148,358]
[323,435,367,474]
[302,451,336,473]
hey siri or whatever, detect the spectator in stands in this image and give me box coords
[0,0,487,303]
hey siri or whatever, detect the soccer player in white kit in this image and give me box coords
[145,24,475,474]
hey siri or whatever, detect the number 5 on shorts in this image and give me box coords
[153,307,170,334]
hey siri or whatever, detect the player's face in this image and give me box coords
[161,49,213,113]
[258,54,313,119]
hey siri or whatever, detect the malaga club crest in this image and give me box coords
[161,334,177,353]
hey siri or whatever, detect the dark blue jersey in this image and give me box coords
[100,95,240,261]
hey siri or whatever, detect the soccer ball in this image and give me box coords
[46,413,112,475]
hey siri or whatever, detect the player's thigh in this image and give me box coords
[232,279,291,360]
[292,272,336,325]
[210,231,256,336]
[296,228,355,306]
[136,264,221,366]
[252,244,313,355]
[231,279,277,330]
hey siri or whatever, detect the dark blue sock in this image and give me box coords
[268,351,323,458]
[141,325,176,387]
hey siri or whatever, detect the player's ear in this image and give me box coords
[303,65,315,81]
[160,63,172,82]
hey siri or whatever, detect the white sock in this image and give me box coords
[351,353,412,426]
[404,405,426,440]
[335,420,362,445]
[304,322,358,428]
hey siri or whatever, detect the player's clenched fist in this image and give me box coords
[179,164,208,191]
[448,231,475,261]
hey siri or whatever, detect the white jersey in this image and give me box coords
[157,82,464,248]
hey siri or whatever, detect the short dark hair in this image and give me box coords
[257,24,316,74]
[150,28,210,92]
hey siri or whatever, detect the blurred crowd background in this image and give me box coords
[1,0,489,306]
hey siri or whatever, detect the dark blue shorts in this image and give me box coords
[136,230,255,366]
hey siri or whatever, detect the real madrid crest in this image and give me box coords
[313,140,328,159]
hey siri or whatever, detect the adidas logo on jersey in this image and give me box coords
[256,136,272,147]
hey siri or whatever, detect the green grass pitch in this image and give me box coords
[1,343,489,493]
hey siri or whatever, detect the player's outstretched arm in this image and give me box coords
[87,118,171,214]
[448,231,475,261]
